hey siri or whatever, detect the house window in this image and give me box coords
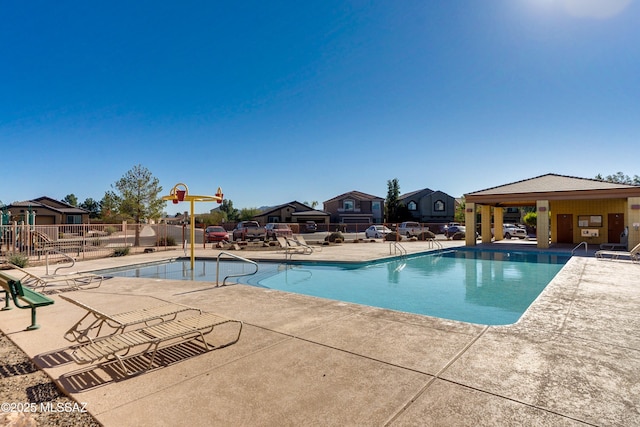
[407,201,417,211]
[343,200,354,211]
[372,201,381,211]
[434,200,445,212]
[66,215,82,224]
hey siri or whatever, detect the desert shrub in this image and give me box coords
[104,226,117,235]
[325,232,344,243]
[417,230,436,240]
[89,238,104,247]
[7,254,29,268]
[451,231,465,240]
[112,247,130,257]
[384,232,402,241]
[157,236,176,246]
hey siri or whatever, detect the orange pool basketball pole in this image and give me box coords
[162,183,224,269]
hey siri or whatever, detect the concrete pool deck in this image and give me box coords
[1,240,639,426]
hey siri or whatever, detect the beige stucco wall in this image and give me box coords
[493,207,504,241]
[536,200,550,249]
[549,199,627,245]
[465,202,476,246]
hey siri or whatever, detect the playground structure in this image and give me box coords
[161,183,224,269]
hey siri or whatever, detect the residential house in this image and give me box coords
[4,197,90,225]
[323,191,384,224]
[252,201,329,225]
[399,188,456,224]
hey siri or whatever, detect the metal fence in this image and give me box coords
[219,222,448,235]
[0,222,193,265]
[0,221,453,265]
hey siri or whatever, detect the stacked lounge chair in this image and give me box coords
[68,311,243,375]
[595,242,640,263]
[5,264,103,292]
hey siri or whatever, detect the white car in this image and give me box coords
[502,224,527,239]
[365,225,392,238]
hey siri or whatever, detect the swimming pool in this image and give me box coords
[102,249,570,325]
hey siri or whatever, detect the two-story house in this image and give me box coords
[399,188,456,224]
[323,191,384,224]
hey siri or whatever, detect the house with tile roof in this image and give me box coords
[252,201,329,226]
[323,191,384,224]
[4,197,89,225]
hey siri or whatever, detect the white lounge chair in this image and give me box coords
[599,227,629,250]
[69,312,243,375]
[4,264,103,292]
[60,294,202,342]
[276,236,305,256]
[595,242,640,263]
[290,235,314,254]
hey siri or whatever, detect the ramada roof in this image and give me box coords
[465,173,640,206]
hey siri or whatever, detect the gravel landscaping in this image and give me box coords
[0,332,100,427]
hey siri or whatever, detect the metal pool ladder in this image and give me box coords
[428,238,443,251]
[216,251,259,286]
[389,241,407,257]
[571,241,588,255]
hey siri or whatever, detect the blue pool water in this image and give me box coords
[102,249,570,325]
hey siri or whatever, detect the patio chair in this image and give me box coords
[599,227,629,250]
[276,236,305,256]
[290,235,315,254]
[68,311,243,375]
[5,264,103,292]
[59,294,201,343]
[595,242,640,263]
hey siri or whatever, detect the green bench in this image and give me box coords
[0,271,54,330]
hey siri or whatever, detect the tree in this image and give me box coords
[219,199,239,222]
[238,207,261,221]
[63,194,78,206]
[595,172,640,185]
[113,165,164,246]
[198,211,226,226]
[80,198,101,219]
[455,198,466,223]
[100,191,121,222]
[303,201,319,209]
[385,178,401,222]
[523,211,537,228]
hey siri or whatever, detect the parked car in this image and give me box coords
[265,223,293,240]
[232,221,267,241]
[398,221,423,237]
[304,221,317,233]
[444,225,466,239]
[441,222,461,235]
[204,226,229,243]
[365,225,392,238]
[502,224,527,239]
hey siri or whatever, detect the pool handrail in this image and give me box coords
[389,241,407,257]
[571,241,588,255]
[216,251,259,286]
[428,238,443,251]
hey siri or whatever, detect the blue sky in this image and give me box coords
[1,0,638,214]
